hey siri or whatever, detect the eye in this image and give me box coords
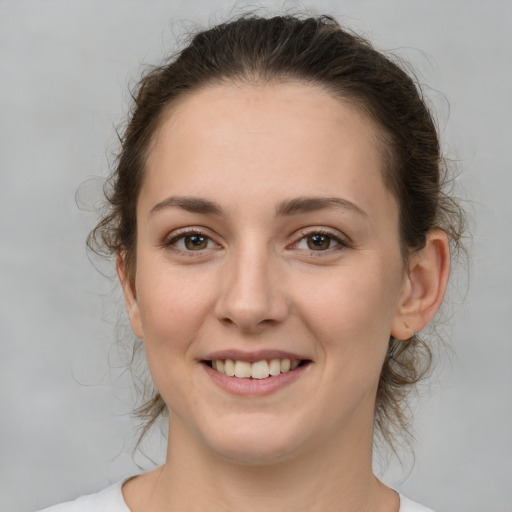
[182,234,209,250]
[305,234,337,250]
[293,231,345,252]
[165,230,219,252]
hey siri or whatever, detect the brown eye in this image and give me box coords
[184,234,209,250]
[306,234,333,250]
[165,230,220,253]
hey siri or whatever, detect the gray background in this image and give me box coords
[1,1,511,511]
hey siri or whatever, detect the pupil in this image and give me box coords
[308,235,329,250]
[186,235,207,250]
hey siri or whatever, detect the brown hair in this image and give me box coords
[88,14,465,451]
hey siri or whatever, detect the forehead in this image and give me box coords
[150,81,385,154]
[141,82,395,222]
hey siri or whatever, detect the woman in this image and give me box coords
[41,13,463,512]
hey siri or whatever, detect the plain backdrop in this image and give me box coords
[1,1,511,511]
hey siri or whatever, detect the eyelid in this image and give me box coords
[290,227,352,252]
[161,227,222,252]
[160,226,351,254]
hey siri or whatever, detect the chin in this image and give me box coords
[200,415,310,466]
[212,439,299,466]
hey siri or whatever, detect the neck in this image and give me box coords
[134,417,397,512]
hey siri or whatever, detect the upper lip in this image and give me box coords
[202,349,310,363]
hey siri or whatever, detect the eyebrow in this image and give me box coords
[275,197,368,217]
[150,196,223,216]
[150,195,367,218]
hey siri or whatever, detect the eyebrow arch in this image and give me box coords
[150,196,223,216]
[276,197,368,217]
[149,195,367,218]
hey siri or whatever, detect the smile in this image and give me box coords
[205,358,304,379]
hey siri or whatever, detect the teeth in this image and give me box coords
[269,359,281,376]
[224,359,235,377]
[210,358,303,379]
[251,360,270,379]
[234,361,252,378]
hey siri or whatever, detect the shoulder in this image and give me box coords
[399,494,435,512]
[36,480,130,512]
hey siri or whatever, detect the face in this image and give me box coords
[121,82,411,464]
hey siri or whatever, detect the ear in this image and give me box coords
[391,229,451,340]
[116,252,144,339]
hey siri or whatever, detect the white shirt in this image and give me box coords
[38,480,434,512]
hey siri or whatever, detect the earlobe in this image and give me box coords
[391,229,451,341]
[116,253,144,339]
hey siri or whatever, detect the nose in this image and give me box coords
[214,245,288,333]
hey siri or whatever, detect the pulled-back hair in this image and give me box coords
[88,13,465,451]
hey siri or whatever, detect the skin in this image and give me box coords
[119,82,450,512]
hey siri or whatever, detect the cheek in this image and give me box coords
[300,265,400,329]
[293,261,403,368]
[135,265,217,357]
[134,267,219,411]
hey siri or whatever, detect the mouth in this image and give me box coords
[202,358,310,379]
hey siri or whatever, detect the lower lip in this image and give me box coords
[202,362,310,397]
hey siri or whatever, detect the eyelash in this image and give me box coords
[291,229,349,253]
[162,228,350,255]
[162,229,220,253]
